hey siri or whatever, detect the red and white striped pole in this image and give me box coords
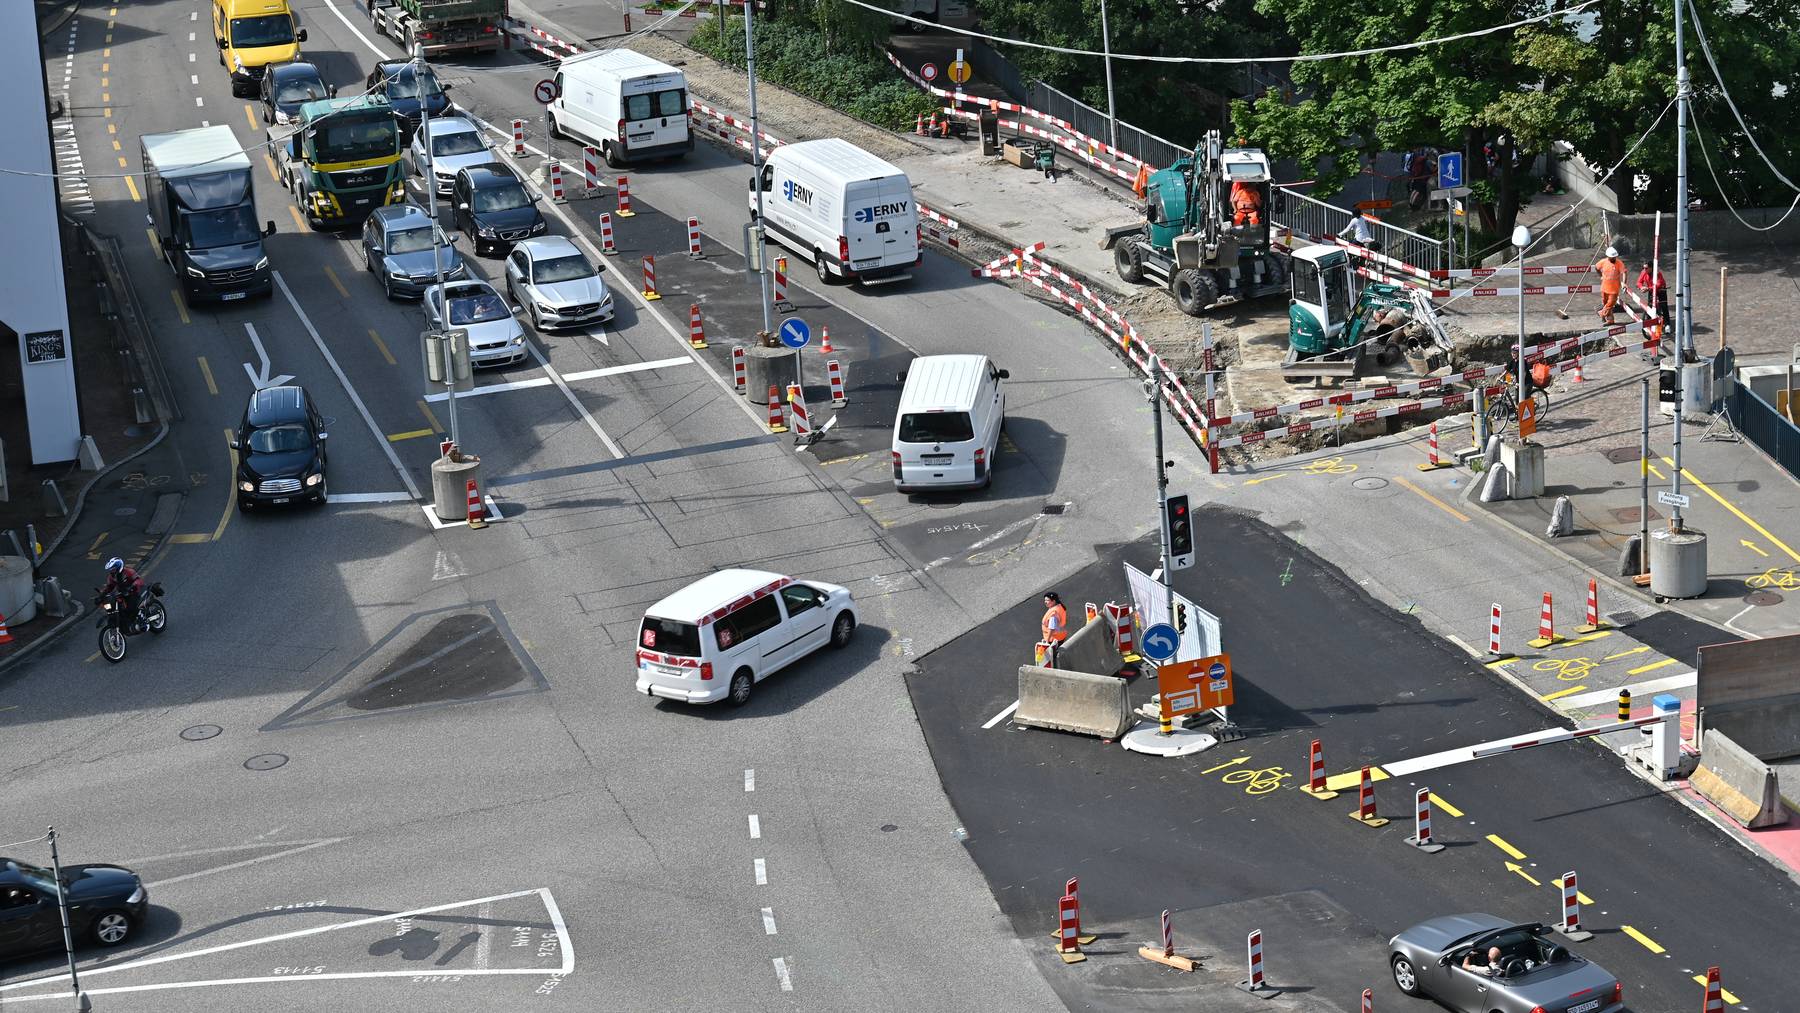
[598,212,617,256]
[616,175,635,217]
[1406,788,1444,852]
[827,359,846,408]
[1236,929,1278,997]
[1529,591,1561,648]
[1576,577,1606,633]
[1362,988,1373,1013]
[548,160,566,203]
[687,304,707,349]
[511,118,525,156]
[773,256,792,311]
[1418,420,1451,470]
[1557,871,1593,940]
[583,146,601,191]
[1055,893,1085,962]
[1702,966,1723,1012]
[641,255,660,300]
[731,345,747,394]
[1484,603,1513,661]
[765,385,786,433]
[687,216,703,258]
[1158,909,1173,958]
[1301,738,1336,799]
[1349,766,1387,826]
[787,383,812,444]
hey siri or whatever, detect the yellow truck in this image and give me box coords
[213,0,307,97]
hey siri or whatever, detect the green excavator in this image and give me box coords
[1281,244,1451,384]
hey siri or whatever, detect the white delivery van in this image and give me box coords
[751,137,920,285]
[635,569,858,707]
[891,354,1008,492]
[548,48,691,167]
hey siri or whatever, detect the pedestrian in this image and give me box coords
[1040,592,1069,665]
[1407,150,1432,210]
[1595,246,1625,325]
[1345,212,1381,253]
[1230,180,1263,227]
[1637,261,1669,322]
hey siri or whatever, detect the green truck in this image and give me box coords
[270,95,405,228]
[367,0,508,56]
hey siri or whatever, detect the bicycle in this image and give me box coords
[1483,375,1551,438]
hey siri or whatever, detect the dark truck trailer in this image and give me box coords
[141,125,276,303]
[368,0,508,57]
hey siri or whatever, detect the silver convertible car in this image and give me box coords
[1389,915,1623,1013]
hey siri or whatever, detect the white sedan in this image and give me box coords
[407,116,496,197]
[503,236,614,330]
[423,279,528,369]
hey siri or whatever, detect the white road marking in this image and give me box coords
[744,768,755,791]
[753,858,767,885]
[761,907,778,935]
[326,491,413,504]
[562,356,692,382]
[274,271,422,500]
[190,10,196,18]
[585,325,609,346]
[142,838,343,889]
[1550,671,1698,711]
[422,375,553,402]
[320,0,392,59]
[771,957,793,992]
[528,343,626,459]
[747,814,760,839]
[188,53,195,62]
[419,496,507,530]
[189,74,198,85]
[195,96,204,107]
[419,357,691,403]
[188,30,195,40]
[475,901,492,970]
[981,700,1020,729]
[540,885,576,974]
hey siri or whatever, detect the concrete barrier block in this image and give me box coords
[1014,665,1132,739]
[1691,729,1789,829]
[1546,495,1573,538]
[1480,462,1511,503]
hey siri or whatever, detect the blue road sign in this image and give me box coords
[1437,152,1463,190]
[778,317,811,349]
[1141,623,1179,662]
[1208,661,1227,681]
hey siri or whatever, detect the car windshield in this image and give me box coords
[247,423,312,454]
[431,131,486,157]
[314,113,398,163]
[444,291,509,325]
[534,255,594,284]
[387,225,445,255]
[230,14,294,47]
[640,617,701,657]
[179,206,261,250]
[7,861,56,892]
[386,66,443,101]
[898,411,974,444]
[276,77,326,104]
[473,183,531,213]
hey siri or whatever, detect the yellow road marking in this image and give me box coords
[387,429,435,443]
[1541,684,1588,702]
[107,123,116,135]
[264,152,280,182]
[1661,456,1800,563]
[1621,925,1664,954]
[102,48,110,58]
[85,651,100,664]
[244,104,258,130]
[1486,834,1526,860]
[102,62,108,72]
[1430,794,1463,818]
[102,92,110,103]
[1603,645,1649,661]
[124,173,140,202]
[170,289,189,325]
[104,33,111,43]
[1549,878,1594,905]
[1202,757,1249,774]
[323,265,350,299]
[1322,766,1389,792]
[366,329,396,365]
[210,429,238,542]
[168,533,211,544]
[197,356,218,395]
[1393,476,1470,522]
[1243,472,1288,486]
[1647,463,1666,480]
[1628,657,1678,676]
[146,227,159,255]
[1690,975,1741,1004]
[84,531,110,558]
[1505,862,1540,887]
[1558,630,1612,647]
[112,139,120,151]
[101,77,108,87]
[417,400,443,434]
[117,156,127,168]
[287,205,307,231]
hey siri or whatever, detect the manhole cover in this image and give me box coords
[180,724,222,741]
[1041,503,1067,516]
[1744,591,1783,606]
[1609,506,1662,524]
[244,753,288,771]
[113,507,137,517]
[1606,608,1649,627]
[1352,477,1389,491]
[880,824,898,833]
[1602,447,1640,465]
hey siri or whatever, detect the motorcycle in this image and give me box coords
[94,583,166,663]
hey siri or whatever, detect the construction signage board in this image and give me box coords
[1156,653,1235,720]
[1354,199,1393,211]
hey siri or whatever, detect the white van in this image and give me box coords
[635,569,858,707]
[548,49,691,167]
[891,354,1008,492]
[751,138,920,285]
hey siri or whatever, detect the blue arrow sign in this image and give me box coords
[778,317,811,349]
[1141,623,1179,662]
[1208,661,1227,681]
[1437,152,1463,190]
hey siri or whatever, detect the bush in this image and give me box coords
[690,17,938,131]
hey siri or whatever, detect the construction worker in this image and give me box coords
[1230,181,1263,226]
[1637,261,1669,322]
[1040,592,1069,663]
[1595,246,1626,325]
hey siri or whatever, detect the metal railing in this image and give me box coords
[1025,79,1190,172]
[1734,381,1800,481]
[1271,188,1447,272]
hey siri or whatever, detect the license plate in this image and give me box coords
[1569,1000,1601,1013]
[353,198,372,206]
[271,497,290,504]
[220,292,247,301]
[855,258,880,269]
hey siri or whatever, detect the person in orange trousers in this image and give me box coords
[1230,181,1263,226]
[1595,246,1625,324]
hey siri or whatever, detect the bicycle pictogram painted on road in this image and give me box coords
[1222,765,1292,795]
[1301,457,1357,476]
[1746,567,1800,591]
[1533,656,1597,681]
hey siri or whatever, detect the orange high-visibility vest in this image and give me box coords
[1042,603,1069,643]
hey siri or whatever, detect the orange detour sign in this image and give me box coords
[1519,396,1538,438]
[1156,653,1235,722]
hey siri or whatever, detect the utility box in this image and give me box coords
[979,111,1000,157]
[1499,440,1546,498]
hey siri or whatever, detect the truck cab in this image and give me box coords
[273,96,406,229]
[214,0,305,97]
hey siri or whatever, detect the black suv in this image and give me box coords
[231,385,330,510]
[452,165,547,257]
[259,60,333,125]
[365,59,453,141]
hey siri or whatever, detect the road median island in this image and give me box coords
[1691,728,1790,829]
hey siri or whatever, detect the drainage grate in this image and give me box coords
[1603,447,1641,465]
[1609,506,1662,524]
[1041,503,1067,516]
[1744,591,1783,607]
[1606,608,1650,627]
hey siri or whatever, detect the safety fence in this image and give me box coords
[1026,79,1191,172]
[502,16,587,59]
[1734,381,1800,482]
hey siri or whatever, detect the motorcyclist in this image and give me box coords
[102,557,147,632]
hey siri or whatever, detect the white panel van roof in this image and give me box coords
[558,48,684,81]
[142,125,252,178]
[898,355,989,413]
[647,569,793,624]
[773,138,907,190]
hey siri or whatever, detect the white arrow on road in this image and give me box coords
[242,322,294,389]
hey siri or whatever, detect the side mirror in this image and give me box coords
[328,85,338,98]
[217,37,227,48]
[458,202,471,211]
[997,368,1010,379]
[227,437,241,451]
[447,233,461,245]
[442,82,454,91]
[264,220,277,236]
[896,371,908,383]
[296,27,308,42]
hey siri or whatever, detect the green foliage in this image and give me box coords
[689,13,937,130]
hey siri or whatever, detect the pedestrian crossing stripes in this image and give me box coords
[55,19,95,215]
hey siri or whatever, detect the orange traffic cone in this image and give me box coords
[1567,359,1587,384]
[0,611,13,645]
[820,325,833,355]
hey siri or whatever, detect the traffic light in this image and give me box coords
[1175,602,1189,633]
[1165,494,1194,570]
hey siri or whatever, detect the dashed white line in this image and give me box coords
[326,491,414,504]
[771,957,793,991]
[746,814,760,839]
[981,700,1020,729]
[190,74,198,85]
[187,30,195,40]
[744,768,755,792]
[753,858,767,886]
[195,96,204,107]
[760,907,777,935]
[188,53,195,62]
[527,343,626,459]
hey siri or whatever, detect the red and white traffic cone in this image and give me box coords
[687,216,703,259]
[819,325,833,355]
[641,255,660,301]
[787,383,812,444]
[1362,989,1373,1013]
[1566,358,1587,384]
[1528,591,1561,648]
[1702,966,1724,1013]
[1349,766,1388,826]
[731,345,747,394]
[687,304,707,349]
[1556,870,1593,940]
[1575,577,1606,633]
[598,212,617,256]
[1084,602,1099,625]
[511,118,525,157]
[465,478,486,530]
[1300,738,1337,799]
[1417,420,1451,470]
[583,146,602,192]
[0,610,13,645]
[616,175,635,217]
[1236,929,1277,996]
[827,358,846,408]
[548,160,566,204]
[1484,602,1513,661]
[1406,788,1444,852]
[927,111,938,135]
[765,386,786,433]
[773,256,792,312]
[914,113,924,136]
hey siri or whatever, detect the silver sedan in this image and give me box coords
[1389,914,1623,1013]
[407,116,496,197]
[422,279,529,369]
[503,236,614,331]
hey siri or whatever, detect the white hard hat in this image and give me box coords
[1605,246,1618,257]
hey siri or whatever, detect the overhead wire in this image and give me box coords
[1689,102,1800,232]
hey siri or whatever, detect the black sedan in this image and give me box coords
[258,60,333,126]
[451,165,547,257]
[0,857,147,959]
[231,385,331,510]
[365,60,453,140]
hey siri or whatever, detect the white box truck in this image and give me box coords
[750,138,920,285]
[547,49,691,167]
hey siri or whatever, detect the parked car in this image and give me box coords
[451,165,546,257]
[0,856,148,959]
[362,204,465,299]
[258,60,332,125]
[231,385,330,510]
[423,279,529,369]
[503,236,613,330]
[365,59,453,140]
[405,115,494,197]
[1388,914,1624,1013]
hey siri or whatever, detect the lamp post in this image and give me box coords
[1512,224,1531,429]
[1099,0,1118,151]
[743,0,774,346]
[416,43,458,450]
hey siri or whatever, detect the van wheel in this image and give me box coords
[547,112,563,141]
[603,143,624,169]
[728,669,754,707]
[815,251,838,285]
[830,612,855,648]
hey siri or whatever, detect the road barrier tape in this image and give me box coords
[997,119,1138,183]
[1426,264,1598,279]
[502,18,588,58]
[973,242,1044,277]
[1216,387,1498,450]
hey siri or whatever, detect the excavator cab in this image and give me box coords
[1288,245,1354,358]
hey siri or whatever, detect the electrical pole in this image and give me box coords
[416,43,457,450]
[1099,0,1118,151]
[48,828,86,1012]
[744,1,774,345]
[1147,358,1174,626]
[1670,0,1692,530]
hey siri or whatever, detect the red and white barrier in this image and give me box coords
[1362,988,1373,1013]
[1055,893,1085,961]
[616,175,634,217]
[1424,264,1597,280]
[1530,591,1560,647]
[548,160,565,203]
[641,255,660,300]
[1302,738,1335,798]
[1406,788,1443,852]
[1350,766,1386,826]
[503,17,588,58]
[583,146,601,191]
[1236,929,1277,996]
[1703,966,1723,1012]
[511,119,525,157]
[1486,603,1512,661]
[1418,420,1451,470]
[1578,577,1604,632]
[598,212,616,256]
[731,346,747,393]
[827,358,846,408]
[1106,602,1135,657]
[1557,870,1592,939]
[773,256,792,311]
[787,383,812,443]
[687,303,707,349]
[766,385,786,433]
[465,478,485,528]
[687,216,702,258]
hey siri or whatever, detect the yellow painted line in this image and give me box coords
[1603,645,1650,661]
[1558,630,1612,647]
[1486,834,1526,860]
[146,227,159,255]
[1393,476,1470,522]
[387,429,435,443]
[107,18,114,28]
[1621,925,1664,954]
[107,123,116,134]
[287,205,307,231]
[417,400,443,434]
[101,62,109,72]
[84,531,110,558]
[85,651,100,664]
[367,329,397,365]
[1662,456,1800,563]
[101,77,108,87]
[197,357,218,396]
[1541,684,1588,702]
[112,139,120,151]
[1628,657,1678,676]
[124,173,140,202]
[170,289,190,325]
[245,104,258,130]
[104,33,111,43]
[1549,878,1594,905]
[168,533,211,545]
[104,108,112,120]
[1430,794,1463,818]
[323,265,350,299]
[117,156,127,168]
[1322,766,1389,793]
[102,92,110,103]
[1647,463,1666,480]
[1243,472,1288,486]
[1690,976,1741,1004]
[209,429,238,542]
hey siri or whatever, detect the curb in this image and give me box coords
[37,0,80,38]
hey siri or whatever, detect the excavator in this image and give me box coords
[1281,244,1452,384]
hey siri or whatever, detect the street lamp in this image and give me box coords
[1099,0,1118,151]
[1512,224,1531,430]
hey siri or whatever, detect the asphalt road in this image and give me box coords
[909,512,1800,1011]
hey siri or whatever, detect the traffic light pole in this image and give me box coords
[1148,359,1175,626]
